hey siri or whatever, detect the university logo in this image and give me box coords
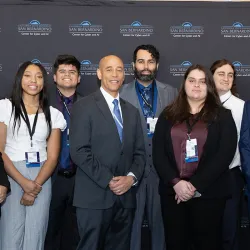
[170,22,204,38]
[18,20,52,36]
[232,61,250,76]
[169,61,192,76]
[221,22,250,38]
[120,21,154,37]
[80,60,98,76]
[69,21,103,37]
[30,59,52,74]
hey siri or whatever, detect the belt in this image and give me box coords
[57,170,76,178]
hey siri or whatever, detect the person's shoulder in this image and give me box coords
[75,91,84,99]
[49,105,63,116]
[217,106,234,121]
[76,92,95,104]
[120,97,136,110]
[120,81,135,94]
[0,98,12,109]
[230,95,245,106]
[156,80,177,92]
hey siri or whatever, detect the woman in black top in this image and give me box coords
[153,64,237,250]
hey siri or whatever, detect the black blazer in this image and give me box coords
[48,84,83,182]
[48,84,82,109]
[0,152,10,216]
[70,90,146,209]
[153,107,237,199]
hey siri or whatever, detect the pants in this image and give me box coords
[222,167,245,250]
[130,171,165,250]
[45,174,79,250]
[0,161,51,250]
[76,199,134,250]
[161,194,226,250]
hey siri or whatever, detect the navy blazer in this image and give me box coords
[239,101,250,195]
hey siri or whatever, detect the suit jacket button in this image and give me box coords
[120,151,123,155]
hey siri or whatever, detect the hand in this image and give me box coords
[0,185,7,203]
[173,180,195,202]
[20,192,35,206]
[109,176,134,195]
[20,179,42,196]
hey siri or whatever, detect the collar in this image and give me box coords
[136,80,155,91]
[220,90,232,103]
[57,89,75,103]
[100,87,120,106]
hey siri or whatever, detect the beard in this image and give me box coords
[134,68,157,82]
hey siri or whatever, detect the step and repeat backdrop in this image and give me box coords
[0,0,250,248]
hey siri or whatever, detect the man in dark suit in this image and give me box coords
[0,152,10,216]
[120,44,178,250]
[70,55,146,250]
[45,55,82,250]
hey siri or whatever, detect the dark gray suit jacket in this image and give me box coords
[70,90,146,209]
[120,80,177,177]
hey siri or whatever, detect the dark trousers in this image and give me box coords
[45,175,79,250]
[76,199,134,250]
[161,194,226,250]
[131,171,165,250]
[223,167,245,250]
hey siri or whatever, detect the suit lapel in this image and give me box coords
[94,90,122,145]
[120,98,129,148]
[155,81,163,117]
[126,81,147,132]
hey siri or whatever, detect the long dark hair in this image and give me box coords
[165,64,221,124]
[210,59,238,97]
[10,61,51,135]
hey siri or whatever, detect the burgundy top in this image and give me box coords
[171,116,208,185]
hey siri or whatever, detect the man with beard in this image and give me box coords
[120,44,178,250]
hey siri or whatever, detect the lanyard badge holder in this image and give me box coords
[185,117,199,163]
[137,82,157,138]
[57,89,72,147]
[21,101,41,168]
[147,117,158,138]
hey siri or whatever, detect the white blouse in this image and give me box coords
[0,98,67,162]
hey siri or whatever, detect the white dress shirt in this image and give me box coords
[220,90,245,169]
[100,87,123,120]
[100,87,137,184]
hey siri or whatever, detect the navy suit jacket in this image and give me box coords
[239,101,250,195]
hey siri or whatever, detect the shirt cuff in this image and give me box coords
[171,178,181,186]
[127,172,138,186]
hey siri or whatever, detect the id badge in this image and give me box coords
[185,138,199,163]
[147,117,158,137]
[25,149,41,168]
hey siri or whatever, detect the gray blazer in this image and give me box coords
[120,80,178,177]
[70,90,146,209]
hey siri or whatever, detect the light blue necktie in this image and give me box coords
[112,99,123,142]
